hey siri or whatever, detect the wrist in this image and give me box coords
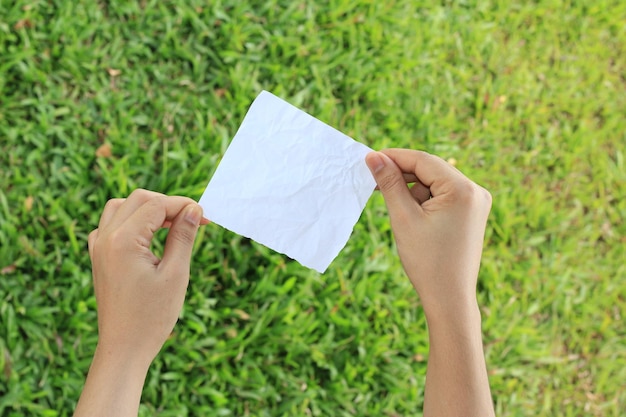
[93,341,155,374]
[423,297,482,334]
[74,342,153,416]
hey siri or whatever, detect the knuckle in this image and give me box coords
[134,196,169,222]
[88,229,98,252]
[128,188,158,204]
[413,150,432,166]
[450,181,493,213]
[450,180,482,204]
[103,198,120,211]
[145,195,166,210]
[102,198,124,215]
[480,186,493,208]
[128,188,148,199]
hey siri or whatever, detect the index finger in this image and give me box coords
[117,197,198,249]
[105,189,197,232]
[380,149,467,192]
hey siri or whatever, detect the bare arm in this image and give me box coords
[74,190,204,417]
[366,149,495,417]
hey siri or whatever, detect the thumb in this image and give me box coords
[365,151,419,216]
[160,203,202,275]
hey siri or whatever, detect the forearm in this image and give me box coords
[74,345,152,417]
[423,302,495,417]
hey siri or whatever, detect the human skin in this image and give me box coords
[74,190,206,417]
[365,149,495,417]
[75,149,495,417]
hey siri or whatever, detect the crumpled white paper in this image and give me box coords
[198,90,376,273]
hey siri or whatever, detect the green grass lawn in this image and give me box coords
[1,0,625,415]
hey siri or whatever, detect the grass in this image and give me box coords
[0,0,625,415]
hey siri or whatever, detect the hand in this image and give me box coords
[366,149,495,417]
[75,189,205,417]
[365,149,492,316]
[88,189,205,364]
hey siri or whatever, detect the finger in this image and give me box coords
[410,181,432,205]
[106,189,165,230]
[106,189,195,231]
[161,216,210,229]
[159,203,202,277]
[365,151,421,217]
[380,149,467,196]
[98,198,126,229]
[373,173,419,190]
[402,173,419,184]
[119,196,200,250]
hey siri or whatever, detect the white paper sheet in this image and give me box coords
[198,91,376,273]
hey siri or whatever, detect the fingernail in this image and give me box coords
[184,204,202,226]
[366,152,386,174]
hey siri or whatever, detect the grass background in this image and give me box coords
[0,0,624,415]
